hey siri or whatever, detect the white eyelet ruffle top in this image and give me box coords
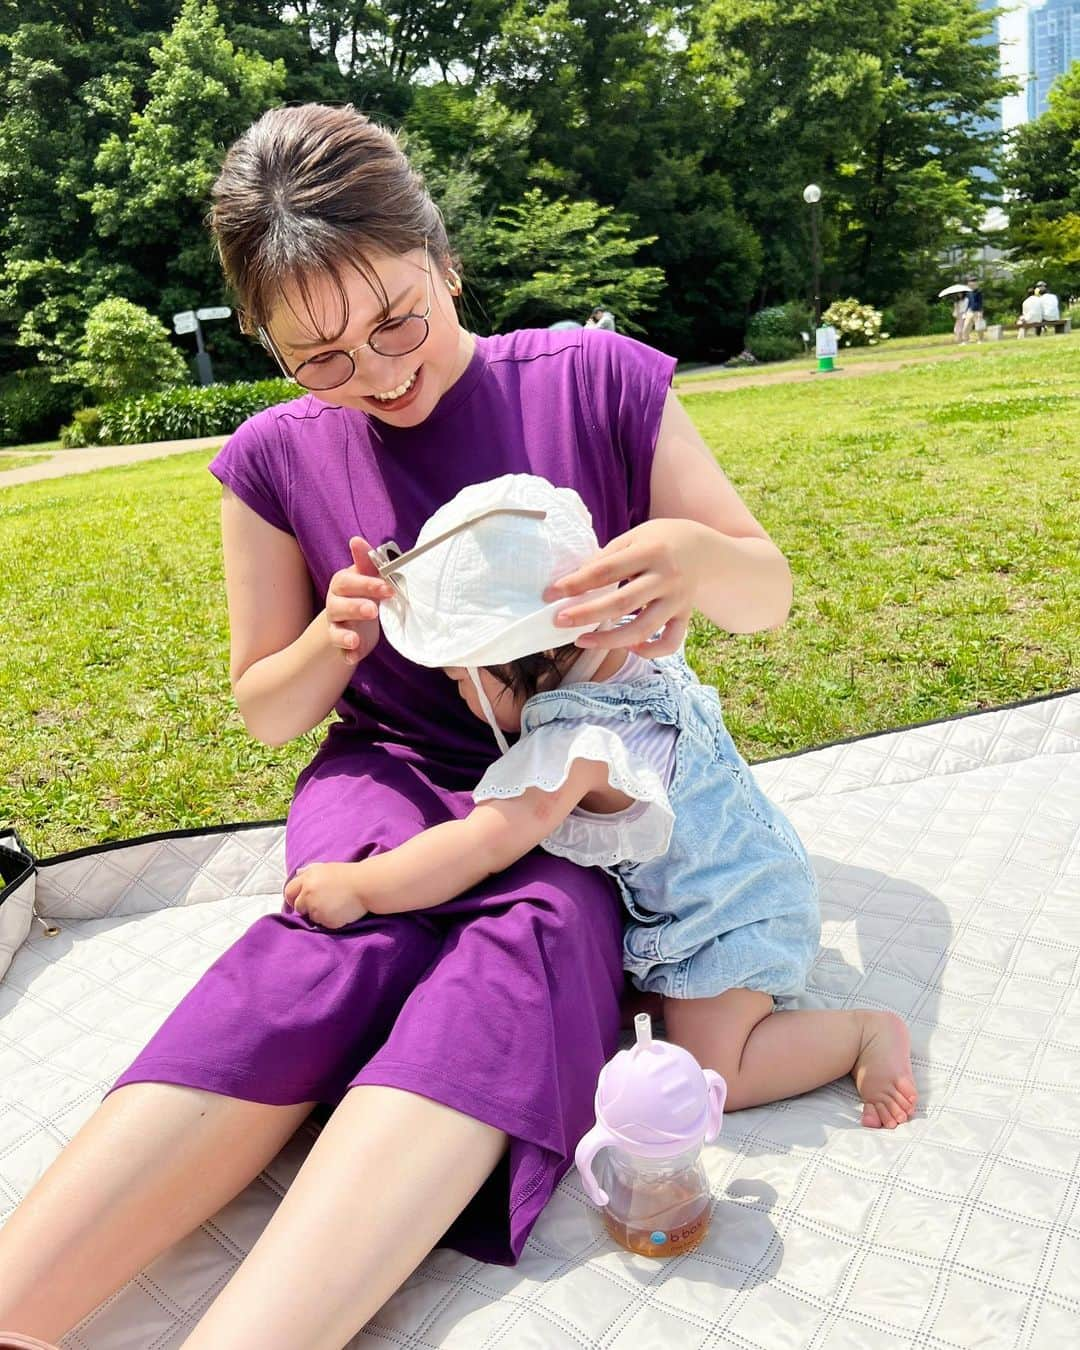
[472,652,679,868]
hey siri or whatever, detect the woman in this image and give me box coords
[0,104,794,1349]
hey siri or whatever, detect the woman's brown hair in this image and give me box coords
[209,103,450,340]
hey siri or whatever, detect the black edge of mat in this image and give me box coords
[35,817,287,868]
[25,686,1080,867]
[0,829,36,908]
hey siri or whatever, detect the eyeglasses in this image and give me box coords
[369,508,548,598]
[258,240,433,391]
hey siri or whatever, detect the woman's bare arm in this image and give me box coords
[545,390,793,650]
[646,391,793,633]
[221,487,385,746]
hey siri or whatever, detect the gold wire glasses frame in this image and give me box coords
[257,240,433,391]
[369,508,548,598]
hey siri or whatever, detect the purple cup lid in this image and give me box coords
[574,1015,727,1206]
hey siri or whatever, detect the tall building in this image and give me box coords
[1028,0,1080,119]
[976,0,1003,140]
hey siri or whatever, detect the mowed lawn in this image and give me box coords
[1,336,1077,856]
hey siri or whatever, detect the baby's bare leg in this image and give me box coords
[663,989,917,1128]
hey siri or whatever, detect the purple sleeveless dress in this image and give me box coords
[112,328,677,1263]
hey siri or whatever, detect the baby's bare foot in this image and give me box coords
[852,1011,917,1129]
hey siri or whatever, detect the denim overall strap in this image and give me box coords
[521,673,681,738]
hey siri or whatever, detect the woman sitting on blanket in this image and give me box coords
[0,104,910,1350]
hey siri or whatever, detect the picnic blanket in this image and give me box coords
[2,689,1078,1348]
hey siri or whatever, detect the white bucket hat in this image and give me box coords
[374,474,608,667]
[373,474,610,749]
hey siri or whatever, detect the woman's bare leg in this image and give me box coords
[182,1086,508,1350]
[664,989,917,1128]
[0,1083,314,1341]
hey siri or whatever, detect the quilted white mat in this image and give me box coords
[2,691,1079,1348]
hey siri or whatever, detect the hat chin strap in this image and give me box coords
[468,667,511,754]
[562,646,607,685]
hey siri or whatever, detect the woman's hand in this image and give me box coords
[284,862,371,928]
[543,518,709,656]
[325,537,394,666]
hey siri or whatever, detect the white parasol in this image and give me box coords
[938,284,973,298]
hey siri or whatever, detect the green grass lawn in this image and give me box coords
[0,439,63,455]
[0,453,53,472]
[2,338,1077,856]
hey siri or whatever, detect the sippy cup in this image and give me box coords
[575,1013,727,1258]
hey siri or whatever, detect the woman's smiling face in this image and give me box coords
[266,247,472,427]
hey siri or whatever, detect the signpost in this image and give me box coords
[172,306,232,385]
[815,324,839,374]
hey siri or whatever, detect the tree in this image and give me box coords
[836,0,1014,301]
[1003,61,1080,296]
[484,188,664,330]
[66,297,189,402]
[85,0,285,315]
[690,0,1012,307]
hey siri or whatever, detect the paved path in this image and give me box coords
[0,436,223,487]
[674,349,975,396]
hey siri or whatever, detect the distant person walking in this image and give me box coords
[952,296,968,344]
[585,306,616,332]
[961,275,985,343]
[1019,287,1043,338]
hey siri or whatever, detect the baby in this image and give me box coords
[286,475,917,1128]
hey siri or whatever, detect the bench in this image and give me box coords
[1016,317,1072,336]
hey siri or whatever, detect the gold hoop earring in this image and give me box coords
[445,268,463,297]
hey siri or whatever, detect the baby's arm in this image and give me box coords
[284,757,619,928]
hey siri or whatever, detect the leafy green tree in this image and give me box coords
[484,187,663,330]
[405,84,534,214]
[85,0,285,314]
[67,297,189,402]
[836,0,1014,300]
[1003,61,1080,296]
[0,256,134,378]
[691,0,1011,307]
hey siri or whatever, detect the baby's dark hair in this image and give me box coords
[486,644,581,700]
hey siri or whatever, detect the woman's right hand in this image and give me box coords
[325,536,394,666]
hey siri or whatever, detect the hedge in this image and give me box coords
[60,378,297,447]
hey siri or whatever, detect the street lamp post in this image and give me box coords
[803,183,837,373]
[803,183,822,326]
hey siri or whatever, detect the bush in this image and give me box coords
[59,407,104,449]
[66,298,189,404]
[821,298,888,347]
[745,305,805,363]
[98,379,296,445]
[0,368,78,446]
[883,291,954,338]
[744,332,802,363]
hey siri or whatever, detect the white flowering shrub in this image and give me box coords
[821,298,890,347]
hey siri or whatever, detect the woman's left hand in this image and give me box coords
[543,518,708,656]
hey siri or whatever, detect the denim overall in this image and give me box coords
[521,654,820,999]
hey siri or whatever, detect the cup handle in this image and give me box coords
[574,1124,620,1207]
[704,1070,727,1142]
